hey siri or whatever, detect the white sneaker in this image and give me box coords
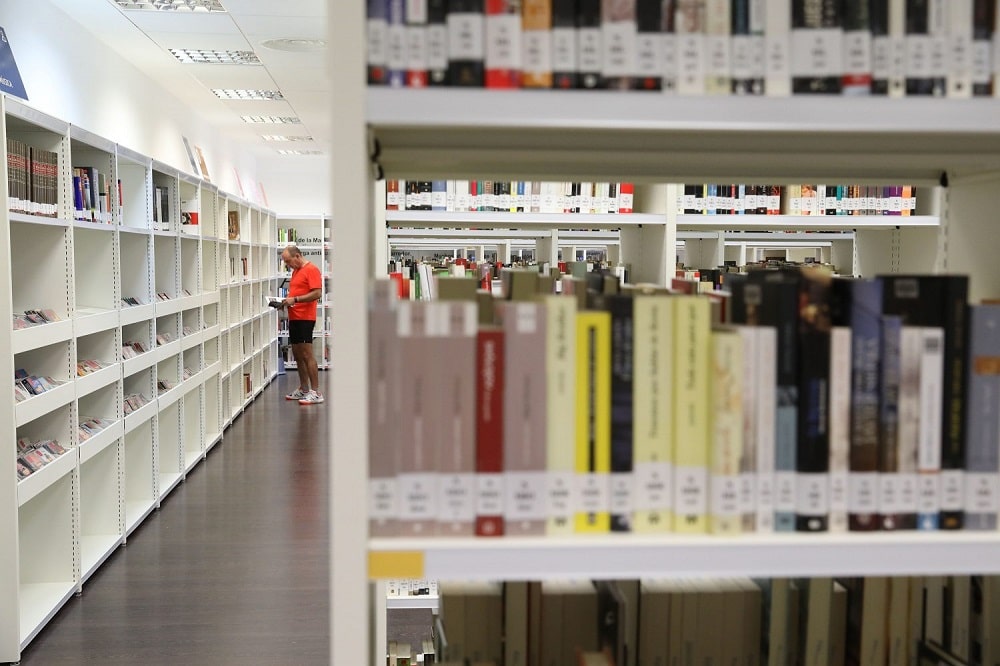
[298,390,324,405]
[285,387,308,400]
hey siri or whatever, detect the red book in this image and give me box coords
[386,179,401,210]
[617,182,634,213]
[485,0,523,88]
[388,272,404,298]
[475,327,505,536]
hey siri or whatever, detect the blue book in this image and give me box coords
[386,0,406,87]
[964,304,1000,530]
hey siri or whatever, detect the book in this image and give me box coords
[485,0,522,88]
[475,324,505,536]
[675,0,706,95]
[790,0,843,94]
[601,0,637,90]
[904,0,947,96]
[601,293,636,532]
[368,0,390,84]
[427,0,449,84]
[447,0,485,86]
[672,295,711,533]
[522,0,553,87]
[842,0,873,94]
[710,328,744,535]
[544,294,578,534]
[405,0,429,87]
[633,0,662,90]
[964,304,1000,530]
[575,309,612,532]
[704,0,731,94]
[972,0,995,96]
[552,0,578,87]
[578,0,604,88]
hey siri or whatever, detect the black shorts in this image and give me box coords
[287,319,315,345]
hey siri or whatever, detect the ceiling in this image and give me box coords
[47,0,329,173]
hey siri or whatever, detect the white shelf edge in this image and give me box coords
[75,365,120,399]
[385,210,658,228]
[123,401,157,434]
[369,532,1000,581]
[15,382,76,428]
[17,451,77,507]
[124,500,156,536]
[19,581,77,649]
[78,421,124,464]
[12,320,74,355]
[677,214,939,230]
[80,534,124,584]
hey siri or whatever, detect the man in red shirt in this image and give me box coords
[281,245,324,404]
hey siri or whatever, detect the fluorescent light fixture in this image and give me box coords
[212,89,284,100]
[277,149,324,156]
[170,49,260,65]
[114,0,226,11]
[260,38,327,52]
[261,135,314,142]
[241,116,302,124]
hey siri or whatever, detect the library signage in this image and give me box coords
[0,27,27,100]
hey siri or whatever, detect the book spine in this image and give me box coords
[633,296,674,532]
[427,0,450,84]
[755,326,777,533]
[575,310,612,532]
[387,0,408,86]
[878,315,903,530]
[790,0,843,94]
[828,326,852,532]
[437,302,478,536]
[486,0,523,87]
[476,327,506,536]
[849,279,882,531]
[500,302,548,535]
[710,329,744,534]
[578,0,604,88]
[896,326,923,530]
[397,301,438,535]
[737,327,759,532]
[661,0,679,93]
[605,296,635,532]
[405,0,429,86]
[704,0,731,94]
[368,0,390,84]
[368,282,400,537]
[765,0,792,95]
[946,0,973,98]
[676,0,707,95]
[918,327,944,530]
[602,0,638,90]
[963,305,1000,530]
[522,0,554,87]
[448,0,486,86]
[673,296,711,533]
[633,0,662,89]
[545,295,578,534]
[552,0,578,87]
[842,0,873,94]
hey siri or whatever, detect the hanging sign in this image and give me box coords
[0,28,27,100]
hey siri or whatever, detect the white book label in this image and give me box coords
[775,471,796,512]
[879,473,903,514]
[476,473,505,515]
[965,473,1000,513]
[796,473,829,517]
[368,19,388,65]
[552,27,576,72]
[505,471,546,520]
[522,32,552,75]
[370,477,398,520]
[427,25,448,69]
[448,13,485,60]
[674,465,708,516]
[711,474,742,516]
[398,473,437,521]
[849,472,879,513]
[577,472,611,514]
[635,462,673,512]
[740,473,757,516]
[486,14,521,69]
[439,473,476,525]
[547,471,575,522]
[790,28,842,76]
[918,473,941,515]
[610,472,634,514]
[941,470,965,511]
[829,470,849,515]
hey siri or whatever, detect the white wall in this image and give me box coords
[0,0,259,200]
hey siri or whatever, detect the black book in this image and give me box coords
[879,275,969,529]
[427,0,449,85]
[730,0,755,94]
[367,0,389,85]
[972,0,995,96]
[870,0,890,94]
[603,293,635,532]
[447,0,485,87]
[904,0,946,96]
[552,0,579,88]
[633,0,663,90]
[578,0,604,88]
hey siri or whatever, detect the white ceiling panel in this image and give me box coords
[219,99,299,116]
[224,0,325,17]
[184,65,278,89]
[142,31,255,52]
[122,11,240,35]
[235,15,327,39]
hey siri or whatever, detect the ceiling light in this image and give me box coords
[260,38,327,52]
[114,0,226,11]
[213,89,284,100]
[277,150,323,156]
[261,135,314,142]
[170,49,260,65]
[242,116,301,124]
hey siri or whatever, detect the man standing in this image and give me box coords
[281,245,324,404]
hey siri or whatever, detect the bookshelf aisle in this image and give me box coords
[329,3,1000,663]
[0,95,279,662]
[276,215,332,371]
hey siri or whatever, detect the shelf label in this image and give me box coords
[369,551,424,580]
[505,471,546,520]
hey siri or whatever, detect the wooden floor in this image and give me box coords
[17,372,330,665]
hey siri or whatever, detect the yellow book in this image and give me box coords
[575,310,612,533]
[673,295,711,533]
[545,294,578,535]
[710,329,744,535]
[632,294,675,532]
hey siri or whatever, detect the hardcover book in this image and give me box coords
[964,304,1000,530]
[575,309,612,532]
[545,294,578,535]
[522,0,553,87]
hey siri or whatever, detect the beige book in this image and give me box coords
[860,577,889,666]
[830,581,848,666]
[540,581,599,666]
[638,579,675,666]
[710,329,744,535]
[504,582,529,666]
[803,578,833,666]
[615,579,640,666]
[888,577,911,666]
[924,576,946,645]
[544,294,578,535]
[949,575,972,661]
[788,581,802,666]
[737,578,763,666]
[907,578,924,666]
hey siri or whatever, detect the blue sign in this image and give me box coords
[0,27,27,100]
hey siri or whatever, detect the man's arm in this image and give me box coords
[284,287,323,306]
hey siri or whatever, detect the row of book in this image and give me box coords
[78,416,115,442]
[72,166,117,224]
[12,307,62,330]
[14,370,65,403]
[368,267,995,538]
[15,438,69,481]
[7,138,58,218]
[76,359,112,377]
[426,574,1000,666]
[122,392,150,416]
[366,0,1000,97]
[386,179,636,214]
[121,341,149,359]
[679,183,918,216]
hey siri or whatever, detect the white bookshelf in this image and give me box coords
[0,95,280,663]
[328,5,1000,662]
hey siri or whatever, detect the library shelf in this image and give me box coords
[16,451,76,508]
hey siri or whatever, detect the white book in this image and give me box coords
[828,326,852,532]
[918,327,944,530]
[704,0,731,95]
[946,0,973,97]
[710,329,743,535]
[898,327,924,526]
[405,0,428,84]
[764,0,791,96]
[756,326,777,533]
[675,0,707,96]
[888,0,907,97]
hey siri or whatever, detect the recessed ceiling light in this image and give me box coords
[212,89,284,100]
[170,49,260,65]
[277,149,324,156]
[260,38,327,52]
[261,135,314,142]
[114,0,226,11]
[242,116,301,124]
